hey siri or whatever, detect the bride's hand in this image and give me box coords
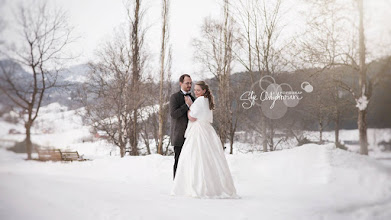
[188,110,197,122]
[184,96,193,107]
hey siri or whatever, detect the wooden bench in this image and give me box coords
[62,151,85,161]
[37,149,86,162]
[37,149,63,161]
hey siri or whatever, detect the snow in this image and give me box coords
[1,102,391,219]
[59,64,90,83]
[356,95,369,111]
[1,144,391,220]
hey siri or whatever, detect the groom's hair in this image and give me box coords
[179,74,191,83]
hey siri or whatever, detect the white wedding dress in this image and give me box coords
[171,96,238,199]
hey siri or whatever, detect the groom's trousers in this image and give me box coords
[173,145,183,179]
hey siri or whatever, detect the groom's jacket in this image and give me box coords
[170,90,195,146]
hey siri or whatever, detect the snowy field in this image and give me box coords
[1,144,391,220]
[1,103,391,220]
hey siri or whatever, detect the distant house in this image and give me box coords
[8,129,22,134]
[41,128,54,134]
[95,130,109,139]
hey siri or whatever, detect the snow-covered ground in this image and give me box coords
[1,102,391,219]
[1,144,391,220]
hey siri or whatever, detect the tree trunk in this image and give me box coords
[358,110,368,154]
[358,0,368,155]
[131,111,139,156]
[25,123,32,160]
[145,140,151,155]
[269,119,274,151]
[218,85,227,148]
[120,147,125,157]
[229,136,234,154]
[129,0,141,156]
[335,116,340,145]
[261,115,267,152]
[157,102,164,155]
[319,119,323,143]
[157,0,169,155]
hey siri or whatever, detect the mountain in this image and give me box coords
[57,64,90,83]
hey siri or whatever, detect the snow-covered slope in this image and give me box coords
[58,64,90,83]
[0,102,164,158]
[0,103,93,148]
[0,144,390,220]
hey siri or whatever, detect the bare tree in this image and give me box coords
[157,0,172,155]
[194,0,237,153]
[356,0,368,155]
[0,1,74,159]
[126,0,148,155]
[81,35,132,157]
[80,0,148,157]
[297,0,391,155]
[329,70,355,148]
[227,75,246,153]
[302,74,335,143]
[234,0,285,152]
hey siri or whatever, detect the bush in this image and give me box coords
[7,140,41,153]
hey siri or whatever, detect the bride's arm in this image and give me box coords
[188,110,197,122]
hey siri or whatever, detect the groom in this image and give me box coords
[169,74,195,179]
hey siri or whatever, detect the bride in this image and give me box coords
[171,81,238,199]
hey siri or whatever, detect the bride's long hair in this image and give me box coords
[196,81,215,110]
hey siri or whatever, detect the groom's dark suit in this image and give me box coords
[170,90,195,179]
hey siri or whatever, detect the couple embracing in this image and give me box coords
[169,74,239,199]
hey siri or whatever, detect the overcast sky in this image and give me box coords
[1,0,390,81]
